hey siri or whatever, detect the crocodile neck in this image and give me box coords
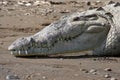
[93,4,120,55]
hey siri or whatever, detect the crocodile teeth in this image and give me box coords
[101,23,105,26]
[25,50,28,54]
[19,50,21,55]
[11,51,13,55]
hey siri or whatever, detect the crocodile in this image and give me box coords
[8,1,120,56]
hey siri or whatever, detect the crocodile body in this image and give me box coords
[8,2,120,56]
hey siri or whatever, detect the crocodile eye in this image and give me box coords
[72,16,87,21]
[84,14,98,20]
[72,14,98,22]
[85,14,97,18]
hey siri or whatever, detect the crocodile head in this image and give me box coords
[8,9,111,56]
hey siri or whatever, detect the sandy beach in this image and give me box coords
[0,0,120,80]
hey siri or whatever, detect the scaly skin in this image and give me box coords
[8,2,120,56]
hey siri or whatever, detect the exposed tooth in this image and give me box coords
[101,23,105,26]
[19,50,21,55]
[25,50,28,54]
[11,51,13,55]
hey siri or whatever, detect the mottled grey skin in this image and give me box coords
[8,2,120,56]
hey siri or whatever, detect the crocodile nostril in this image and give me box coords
[73,17,80,21]
[12,49,16,51]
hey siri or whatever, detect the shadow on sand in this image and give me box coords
[16,54,120,60]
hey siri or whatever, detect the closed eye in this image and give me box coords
[72,14,98,21]
[84,14,98,20]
